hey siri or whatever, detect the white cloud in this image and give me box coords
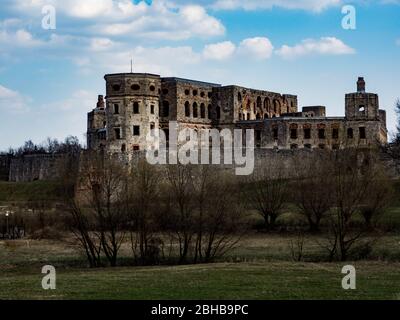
[238,37,274,60]
[62,0,114,18]
[7,1,225,40]
[97,4,225,40]
[276,37,355,59]
[90,38,116,51]
[0,85,30,113]
[211,0,342,12]
[77,45,202,76]
[203,41,236,60]
[0,29,43,48]
[40,90,96,112]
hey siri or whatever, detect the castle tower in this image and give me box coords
[345,77,379,120]
[104,73,161,153]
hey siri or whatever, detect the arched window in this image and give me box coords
[347,128,354,139]
[193,102,198,118]
[264,114,269,119]
[256,113,261,120]
[273,99,280,114]
[200,103,205,119]
[207,105,212,119]
[239,113,242,120]
[216,106,221,120]
[264,98,271,111]
[163,101,169,117]
[257,96,262,110]
[185,101,190,117]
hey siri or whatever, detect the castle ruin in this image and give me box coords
[87,74,387,152]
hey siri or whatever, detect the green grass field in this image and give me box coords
[1,235,400,300]
[1,261,400,300]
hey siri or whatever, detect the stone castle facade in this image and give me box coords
[88,74,387,152]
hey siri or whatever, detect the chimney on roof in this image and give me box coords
[357,77,365,93]
[97,95,105,109]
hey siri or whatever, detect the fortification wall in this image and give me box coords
[8,154,64,182]
[0,155,12,181]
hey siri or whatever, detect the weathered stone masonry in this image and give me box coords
[87,74,387,152]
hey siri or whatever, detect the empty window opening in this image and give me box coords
[185,102,190,117]
[193,103,198,118]
[290,128,298,139]
[150,105,154,114]
[114,128,121,140]
[332,128,339,139]
[133,102,139,114]
[256,130,262,142]
[273,128,278,140]
[114,104,119,114]
[304,128,311,139]
[131,84,140,90]
[133,125,140,136]
[318,129,325,139]
[200,103,206,119]
[163,101,169,117]
[359,127,366,139]
[347,128,354,139]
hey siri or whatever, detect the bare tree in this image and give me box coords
[322,148,392,261]
[126,160,162,265]
[59,155,102,268]
[292,153,334,232]
[83,153,128,267]
[192,166,245,263]
[394,99,400,145]
[359,160,394,229]
[163,164,196,264]
[199,170,245,262]
[242,158,289,230]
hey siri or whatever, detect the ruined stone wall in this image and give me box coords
[236,117,386,150]
[227,86,298,122]
[8,154,64,182]
[0,155,12,181]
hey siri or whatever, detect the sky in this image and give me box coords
[0,0,399,150]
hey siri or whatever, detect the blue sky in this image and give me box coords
[0,0,399,149]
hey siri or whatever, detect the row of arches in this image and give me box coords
[238,92,293,116]
[185,102,221,120]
